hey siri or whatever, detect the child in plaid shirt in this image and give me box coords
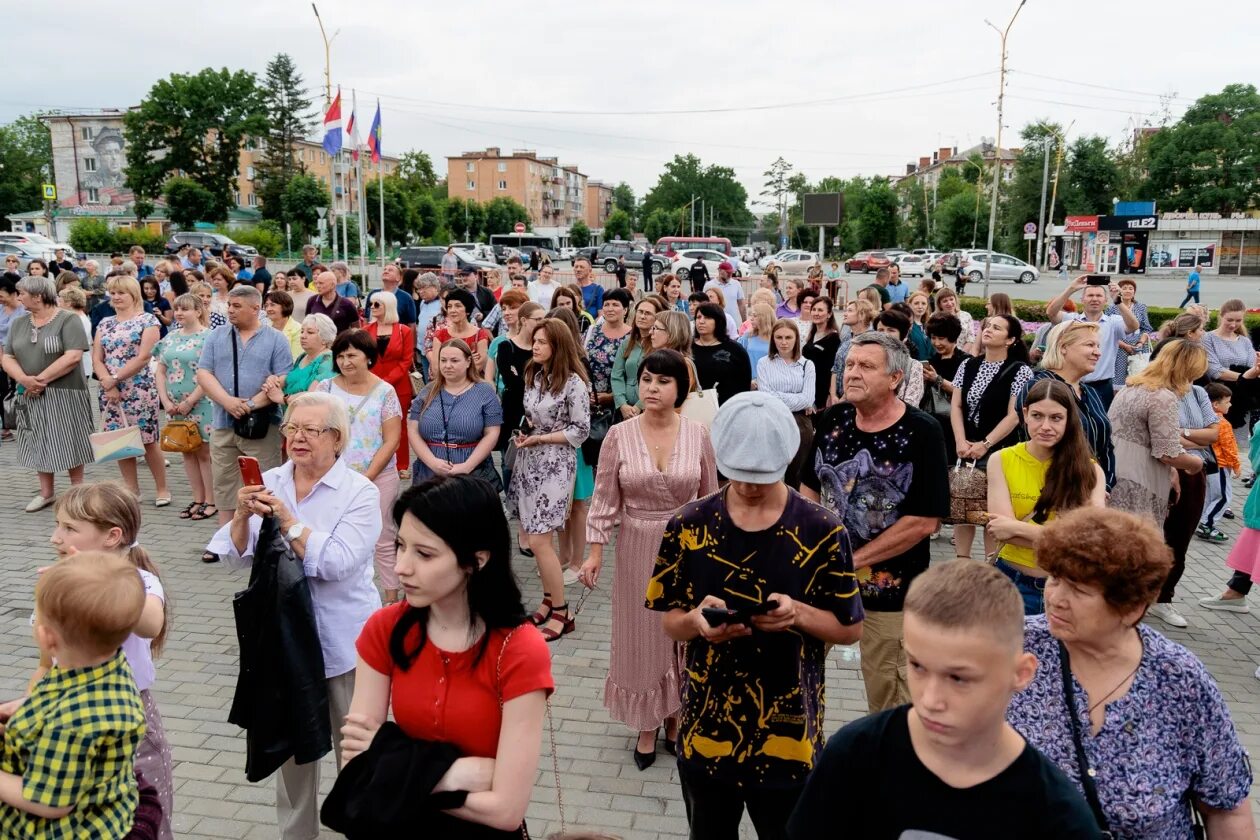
[1199,383,1241,543]
[0,551,146,838]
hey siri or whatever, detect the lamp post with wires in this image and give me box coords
[312,4,341,260]
[981,0,1027,301]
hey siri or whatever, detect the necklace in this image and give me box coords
[1086,660,1142,714]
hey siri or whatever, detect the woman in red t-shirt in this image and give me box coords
[428,288,491,375]
[341,475,554,834]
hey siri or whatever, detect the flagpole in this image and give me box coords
[352,90,366,286]
[340,150,349,265]
[378,154,385,269]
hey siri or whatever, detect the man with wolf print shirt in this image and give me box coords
[802,331,950,714]
[648,392,863,840]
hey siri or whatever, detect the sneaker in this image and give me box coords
[1196,526,1228,543]
[1254,664,1260,682]
[562,567,581,586]
[1244,475,1256,489]
[24,494,55,513]
[1198,595,1250,613]
[1147,603,1189,628]
[1222,509,1235,520]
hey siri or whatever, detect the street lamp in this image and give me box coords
[981,0,1027,301]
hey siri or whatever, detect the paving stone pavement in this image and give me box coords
[0,438,1256,838]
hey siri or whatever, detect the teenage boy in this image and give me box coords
[787,560,1101,839]
[648,392,863,839]
[1198,383,1240,543]
[0,552,147,838]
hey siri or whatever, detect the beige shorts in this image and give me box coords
[209,426,283,510]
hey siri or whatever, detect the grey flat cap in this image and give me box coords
[711,391,800,484]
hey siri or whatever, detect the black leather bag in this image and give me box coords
[231,328,274,440]
[229,515,331,782]
[581,408,615,464]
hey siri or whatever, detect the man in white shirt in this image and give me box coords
[528,264,560,309]
[1045,275,1138,409]
[704,262,746,326]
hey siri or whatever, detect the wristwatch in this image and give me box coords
[245,398,256,410]
[285,522,305,542]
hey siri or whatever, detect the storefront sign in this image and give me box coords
[1065,216,1098,233]
[1148,240,1217,269]
[1161,212,1248,221]
[1098,214,1158,231]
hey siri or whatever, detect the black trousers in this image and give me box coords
[678,762,802,840]
[1161,468,1207,602]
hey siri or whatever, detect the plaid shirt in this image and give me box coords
[0,651,145,839]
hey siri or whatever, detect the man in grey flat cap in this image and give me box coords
[647,391,864,839]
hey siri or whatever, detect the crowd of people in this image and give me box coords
[0,245,1257,839]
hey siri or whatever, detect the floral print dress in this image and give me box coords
[507,373,591,534]
[584,326,629,397]
[98,312,162,444]
[154,328,214,438]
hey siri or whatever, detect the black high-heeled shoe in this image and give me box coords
[662,730,677,756]
[633,745,656,771]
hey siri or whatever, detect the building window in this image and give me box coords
[320,151,326,165]
[234,191,241,206]
[498,180,507,190]
[245,138,257,151]
[80,126,93,141]
[467,180,476,190]
[84,157,97,172]
[86,187,100,203]
[466,162,475,172]
[246,166,255,180]
[247,192,257,207]
[497,162,506,172]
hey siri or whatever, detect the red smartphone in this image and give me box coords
[238,456,264,487]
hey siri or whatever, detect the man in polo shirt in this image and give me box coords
[290,244,319,285]
[886,264,909,305]
[864,267,892,308]
[304,270,361,335]
[251,255,272,293]
[573,256,603,316]
[1045,275,1138,410]
[184,247,204,272]
[379,262,417,326]
[128,245,153,279]
[195,285,292,530]
[649,392,863,837]
[703,262,746,324]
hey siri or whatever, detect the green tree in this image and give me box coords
[414,193,442,242]
[995,122,1060,254]
[281,174,330,242]
[397,151,438,192]
[612,182,636,225]
[856,179,898,249]
[640,154,754,240]
[364,175,415,247]
[482,196,531,237]
[67,218,117,253]
[255,53,313,225]
[445,197,484,241]
[934,186,987,250]
[1064,135,1120,215]
[0,114,51,223]
[124,67,269,223]
[760,157,793,246]
[568,219,591,248]
[1147,83,1260,213]
[642,207,681,243]
[604,209,633,241]
[163,177,216,229]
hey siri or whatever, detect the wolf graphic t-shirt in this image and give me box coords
[802,402,950,612]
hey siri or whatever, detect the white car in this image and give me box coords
[891,253,928,277]
[671,249,748,284]
[761,250,819,275]
[0,232,76,260]
[450,242,496,264]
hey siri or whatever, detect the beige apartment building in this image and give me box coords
[585,180,613,231]
[448,147,602,246]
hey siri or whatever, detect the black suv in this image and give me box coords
[164,231,258,260]
[398,246,495,274]
[585,241,669,274]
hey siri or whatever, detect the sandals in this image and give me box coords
[179,502,200,519]
[531,596,553,626]
[539,605,575,643]
[190,503,216,521]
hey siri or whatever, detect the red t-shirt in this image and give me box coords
[356,603,554,758]
[433,326,491,350]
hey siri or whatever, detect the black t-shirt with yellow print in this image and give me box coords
[646,488,863,788]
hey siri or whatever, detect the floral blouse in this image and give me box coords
[316,379,402,475]
[1008,616,1251,840]
[584,325,630,396]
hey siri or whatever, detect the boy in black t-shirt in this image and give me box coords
[787,561,1101,840]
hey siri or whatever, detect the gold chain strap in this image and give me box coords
[497,627,566,837]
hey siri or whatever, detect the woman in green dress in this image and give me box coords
[154,294,216,520]
[261,312,337,404]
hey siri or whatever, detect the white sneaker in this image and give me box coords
[1254,664,1260,682]
[24,494,55,513]
[1147,603,1188,628]
[562,567,580,586]
[1198,595,1250,613]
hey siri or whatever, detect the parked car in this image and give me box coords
[516,244,561,265]
[0,240,50,272]
[450,242,496,263]
[891,253,928,277]
[587,241,669,274]
[912,248,942,262]
[164,231,258,260]
[0,232,76,260]
[559,246,577,261]
[957,251,1040,284]
[864,251,892,272]
[399,245,497,274]
[760,250,819,274]
[671,249,749,284]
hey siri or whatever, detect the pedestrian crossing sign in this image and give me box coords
[42,184,56,200]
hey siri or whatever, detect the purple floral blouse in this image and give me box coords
[1008,616,1251,839]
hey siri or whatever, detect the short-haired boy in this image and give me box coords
[0,552,147,838]
[1198,383,1239,543]
[787,560,1101,839]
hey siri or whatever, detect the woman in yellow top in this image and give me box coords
[986,378,1106,614]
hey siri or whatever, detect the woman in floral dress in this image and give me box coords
[92,276,170,504]
[154,294,215,520]
[507,317,590,642]
[583,288,634,467]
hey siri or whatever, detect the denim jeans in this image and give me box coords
[995,559,1047,615]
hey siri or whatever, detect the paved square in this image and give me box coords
[0,440,1255,838]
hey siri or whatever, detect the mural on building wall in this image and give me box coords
[59,123,134,207]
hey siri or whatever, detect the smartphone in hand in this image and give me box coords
[238,456,264,487]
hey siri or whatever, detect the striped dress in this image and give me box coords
[5,310,95,472]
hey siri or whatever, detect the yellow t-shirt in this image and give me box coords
[996,443,1052,570]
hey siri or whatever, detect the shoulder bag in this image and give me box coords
[91,405,145,464]
[159,418,203,453]
[1056,641,1114,839]
[437,387,503,493]
[680,357,719,429]
[945,458,988,526]
[231,328,274,440]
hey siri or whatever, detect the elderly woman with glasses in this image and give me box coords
[208,390,382,840]
[1,275,95,511]
[365,291,416,474]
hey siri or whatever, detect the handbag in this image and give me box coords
[2,388,15,430]
[436,388,503,493]
[91,406,145,464]
[231,328,274,440]
[680,359,719,428]
[945,459,988,525]
[1126,349,1150,377]
[581,407,615,463]
[159,418,203,453]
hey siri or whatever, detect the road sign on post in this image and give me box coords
[42,184,56,200]
[514,222,526,233]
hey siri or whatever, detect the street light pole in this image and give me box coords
[981,0,1026,301]
[312,4,340,260]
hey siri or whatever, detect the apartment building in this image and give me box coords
[585,180,613,231]
[896,141,1021,190]
[447,147,590,244]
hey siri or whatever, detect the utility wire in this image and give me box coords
[1008,69,1193,103]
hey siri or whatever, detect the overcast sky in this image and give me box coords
[8,1,1256,207]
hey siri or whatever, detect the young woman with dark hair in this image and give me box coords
[802,296,840,413]
[341,476,554,835]
[691,301,751,406]
[986,378,1106,614]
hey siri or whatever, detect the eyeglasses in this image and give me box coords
[280,423,333,439]
[370,301,383,308]
[649,324,667,333]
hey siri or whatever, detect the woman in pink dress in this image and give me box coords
[580,349,718,770]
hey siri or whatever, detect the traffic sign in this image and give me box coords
[1023,232,1036,240]
[1023,222,1037,234]
[42,184,56,200]
[513,222,526,233]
